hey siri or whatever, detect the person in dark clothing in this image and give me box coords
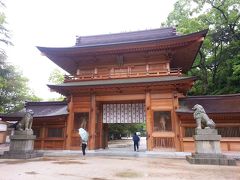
[132,132,140,151]
[82,142,87,156]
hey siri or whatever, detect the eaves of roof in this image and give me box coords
[37,29,208,53]
[48,76,196,88]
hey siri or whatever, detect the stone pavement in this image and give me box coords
[1,155,240,180]
[1,138,240,159]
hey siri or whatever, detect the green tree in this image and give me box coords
[47,68,65,101]
[0,59,42,113]
[163,0,240,95]
[109,123,146,138]
[48,68,64,84]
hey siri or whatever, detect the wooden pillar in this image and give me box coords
[145,90,153,150]
[89,94,96,150]
[179,120,184,151]
[99,104,103,148]
[104,124,109,148]
[66,95,74,149]
[40,124,46,149]
[64,120,67,149]
[172,92,181,151]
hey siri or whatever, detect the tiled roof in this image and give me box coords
[0,101,68,119]
[176,94,240,114]
[37,29,208,74]
[48,76,195,88]
[75,27,177,46]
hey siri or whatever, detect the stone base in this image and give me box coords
[0,130,43,159]
[186,153,236,166]
[1,150,43,159]
[194,129,221,154]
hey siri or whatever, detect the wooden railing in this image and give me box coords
[64,68,182,82]
[152,131,176,150]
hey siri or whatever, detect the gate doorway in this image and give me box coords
[101,102,146,151]
[108,123,147,152]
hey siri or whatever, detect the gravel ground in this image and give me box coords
[0,156,239,180]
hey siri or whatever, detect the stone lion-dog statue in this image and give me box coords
[16,109,34,131]
[192,104,215,129]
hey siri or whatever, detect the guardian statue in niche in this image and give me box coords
[159,116,166,131]
[192,104,215,129]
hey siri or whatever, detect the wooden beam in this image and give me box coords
[89,94,96,150]
[96,94,145,101]
[152,131,175,137]
[66,95,74,149]
[145,90,153,150]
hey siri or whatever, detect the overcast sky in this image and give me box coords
[4,0,177,100]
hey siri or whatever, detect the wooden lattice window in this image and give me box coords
[184,127,240,137]
[47,128,63,138]
[184,127,195,137]
[218,127,240,137]
[33,128,41,138]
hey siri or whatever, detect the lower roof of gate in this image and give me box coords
[49,76,195,88]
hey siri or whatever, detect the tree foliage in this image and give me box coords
[48,68,64,84]
[0,60,41,113]
[163,0,240,95]
[109,123,146,138]
[47,68,65,101]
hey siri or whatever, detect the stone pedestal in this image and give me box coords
[1,130,43,159]
[186,128,236,165]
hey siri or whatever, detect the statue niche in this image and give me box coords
[16,109,34,131]
[192,104,215,129]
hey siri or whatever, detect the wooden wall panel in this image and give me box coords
[71,137,81,147]
[220,143,228,151]
[74,102,90,109]
[151,99,173,109]
[183,142,195,152]
[151,93,173,99]
[34,140,41,149]
[32,117,67,150]
[229,143,240,151]
[182,138,240,152]
[73,96,90,102]
[73,95,91,111]
[44,140,65,150]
